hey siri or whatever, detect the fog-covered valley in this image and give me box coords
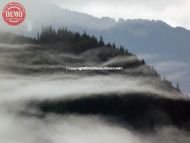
[0,32,190,143]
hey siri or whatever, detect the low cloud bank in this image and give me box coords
[0,43,189,143]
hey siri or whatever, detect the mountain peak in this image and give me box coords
[101,17,116,23]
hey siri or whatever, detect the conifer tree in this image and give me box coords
[99,36,105,46]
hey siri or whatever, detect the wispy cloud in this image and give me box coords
[154,61,189,73]
[0,42,189,143]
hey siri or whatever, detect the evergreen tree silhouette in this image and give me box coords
[99,36,105,46]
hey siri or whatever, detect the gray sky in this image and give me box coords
[0,0,190,29]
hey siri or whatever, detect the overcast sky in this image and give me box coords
[54,0,190,29]
[0,0,190,29]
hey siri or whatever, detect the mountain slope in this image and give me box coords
[1,30,190,143]
[1,3,189,94]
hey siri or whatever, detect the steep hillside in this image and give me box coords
[0,28,180,95]
[0,28,190,143]
[1,3,189,94]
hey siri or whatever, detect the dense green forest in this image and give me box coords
[35,26,130,55]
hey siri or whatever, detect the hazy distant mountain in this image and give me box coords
[1,3,189,95]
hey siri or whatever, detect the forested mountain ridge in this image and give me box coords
[1,27,190,143]
[0,27,181,95]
